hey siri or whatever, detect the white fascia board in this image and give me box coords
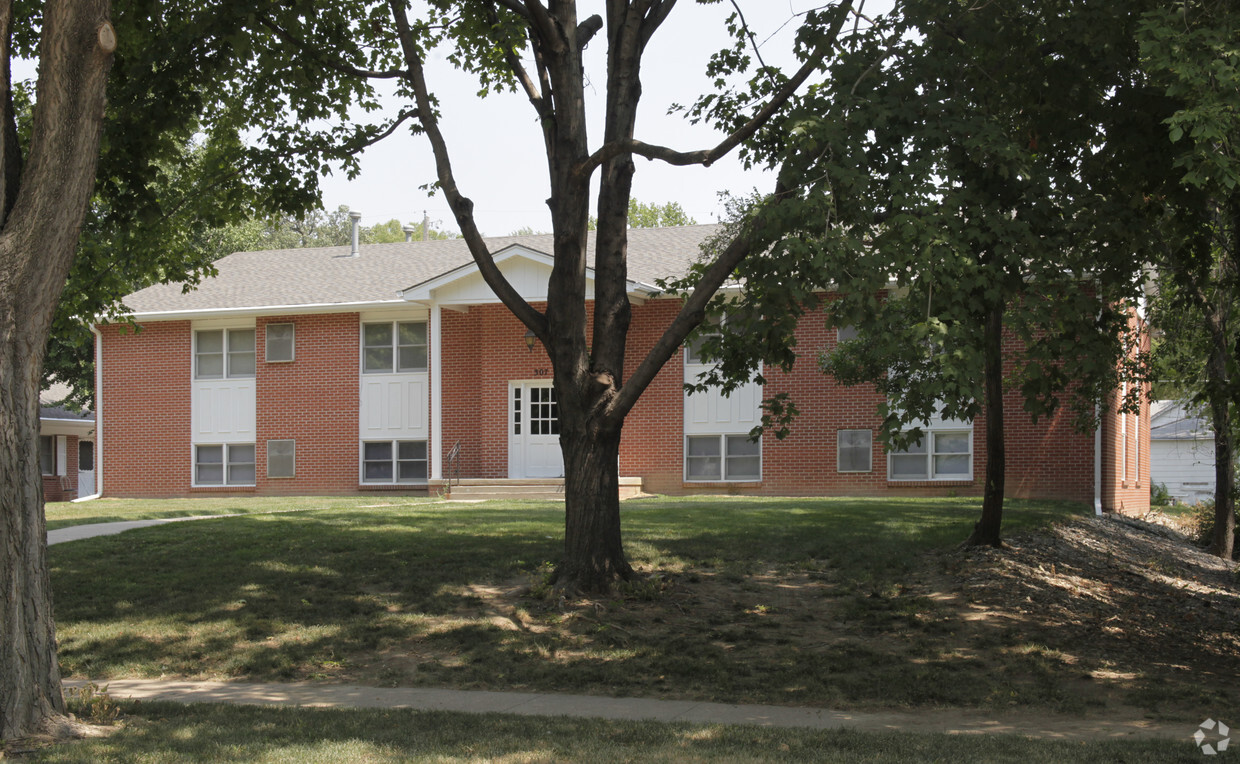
[39,419,95,437]
[113,299,407,323]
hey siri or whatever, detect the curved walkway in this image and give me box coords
[52,518,1186,741]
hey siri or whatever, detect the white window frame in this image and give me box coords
[266,439,296,479]
[195,328,256,380]
[360,439,429,484]
[193,443,256,487]
[887,428,973,481]
[265,323,295,363]
[837,429,872,473]
[361,321,428,374]
[684,433,762,483]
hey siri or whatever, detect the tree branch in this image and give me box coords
[387,0,546,337]
[639,0,678,49]
[577,14,603,51]
[483,3,550,121]
[520,0,565,55]
[577,1,852,178]
[256,13,408,81]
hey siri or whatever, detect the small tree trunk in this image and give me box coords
[1207,341,1235,559]
[966,302,1006,547]
[553,420,634,593]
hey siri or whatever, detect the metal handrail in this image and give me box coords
[446,441,462,488]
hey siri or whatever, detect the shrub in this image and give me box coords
[1186,498,1240,560]
[65,682,122,725]
[1150,483,1173,507]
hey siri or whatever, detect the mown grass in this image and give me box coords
[20,701,1197,763]
[43,495,429,532]
[49,496,1102,711]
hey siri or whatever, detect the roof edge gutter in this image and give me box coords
[114,299,409,323]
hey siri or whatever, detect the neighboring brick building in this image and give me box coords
[95,225,1149,513]
[39,383,95,502]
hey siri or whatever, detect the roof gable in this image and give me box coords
[400,245,659,304]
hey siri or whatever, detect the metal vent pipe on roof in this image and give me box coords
[349,211,362,257]
[402,224,415,242]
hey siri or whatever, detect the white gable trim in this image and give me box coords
[399,244,660,305]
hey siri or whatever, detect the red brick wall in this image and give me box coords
[254,314,360,494]
[441,304,556,478]
[99,321,192,497]
[619,301,685,493]
[99,299,1145,504]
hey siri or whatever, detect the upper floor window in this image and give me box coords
[265,323,295,363]
[196,329,255,379]
[363,321,427,373]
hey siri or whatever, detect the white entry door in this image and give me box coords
[77,440,95,496]
[508,382,563,478]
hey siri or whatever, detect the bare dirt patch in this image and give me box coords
[340,512,1238,722]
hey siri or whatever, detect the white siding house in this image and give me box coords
[1149,400,1215,504]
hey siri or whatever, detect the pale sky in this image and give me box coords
[315,1,847,237]
[15,2,868,238]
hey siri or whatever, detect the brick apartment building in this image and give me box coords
[93,225,1150,513]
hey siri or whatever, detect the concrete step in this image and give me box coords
[431,477,643,501]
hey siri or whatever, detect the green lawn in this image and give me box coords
[19,700,1197,763]
[48,496,1108,712]
[44,495,431,531]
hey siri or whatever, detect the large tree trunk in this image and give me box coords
[0,321,64,739]
[555,420,634,591]
[966,301,1006,547]
[0,0,114,740]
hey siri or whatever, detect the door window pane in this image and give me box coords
[78,441,94,472]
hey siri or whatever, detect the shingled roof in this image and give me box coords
[122,225,722,316]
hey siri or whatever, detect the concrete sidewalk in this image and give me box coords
[47,516,237,545]
[65,679,1184,740]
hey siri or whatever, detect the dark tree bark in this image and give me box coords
[965,299,1006,547]
[0,0,114,740]
[381,0,853,592]
[1204,197,1237,559]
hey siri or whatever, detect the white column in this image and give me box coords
[430,303,443,481]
